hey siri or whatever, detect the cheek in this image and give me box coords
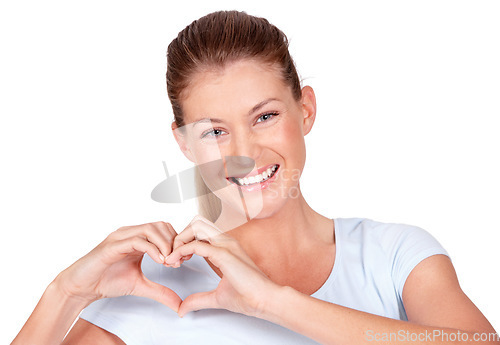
[280,119,306,161]
[190,143,228,190]
[272,119,306,187]
[190,138,224,162]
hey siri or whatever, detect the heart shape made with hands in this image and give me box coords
[165,216,226,271]
[142,215,270,318]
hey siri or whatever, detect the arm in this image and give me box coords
[168,219,499,345]
[260,255,498,345]
[12,221,181,345]
[11,279,89,345]
[12,276,126,345]
[62,319,125,345]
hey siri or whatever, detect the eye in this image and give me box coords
[201,128,227,139]
[256,112,279,124]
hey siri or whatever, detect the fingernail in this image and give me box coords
[164,254,172,264]
[159,253,165,262]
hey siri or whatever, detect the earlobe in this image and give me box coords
[300,86,317,136]
[172,122,196,162]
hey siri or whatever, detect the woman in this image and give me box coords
[12,10,498,345]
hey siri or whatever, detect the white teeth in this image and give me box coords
[233,165,278,186]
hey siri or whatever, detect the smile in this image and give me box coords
[228,164,279,187]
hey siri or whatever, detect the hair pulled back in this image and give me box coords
[166,11,302,221]
[166,10,302,127]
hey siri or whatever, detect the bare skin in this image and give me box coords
[13,59,498,345]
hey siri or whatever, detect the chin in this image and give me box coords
[246,193,291,220]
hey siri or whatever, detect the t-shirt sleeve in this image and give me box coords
[377,222,450,301]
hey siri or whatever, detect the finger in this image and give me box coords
[166,240,232,269]
[173,215,225,251]
[145,221,178,258]
[165,221,179,238]
[109,222,177,259]
[105,237,166,264]
[178,290,217,317]
[135,277,183,313]
[169,232,257,270]
[165,254,194,268]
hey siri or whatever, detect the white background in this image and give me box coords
[1,0,498,342]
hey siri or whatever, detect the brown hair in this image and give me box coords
[166,10,302,220]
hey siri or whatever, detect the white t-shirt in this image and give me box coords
[80,217,449,344]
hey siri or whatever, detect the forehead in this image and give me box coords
[180,60,292,123]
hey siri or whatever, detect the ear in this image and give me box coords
[300,86,317,136]
[171,122,196,162]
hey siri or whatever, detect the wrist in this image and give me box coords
[12,275,93,344]
[50,272,96,307]
[254,283,297,324]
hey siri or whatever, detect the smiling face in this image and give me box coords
[174,59,316,222]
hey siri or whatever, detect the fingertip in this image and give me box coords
[158,253,165,263]
[177,306,189,318]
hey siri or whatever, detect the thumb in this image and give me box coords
[178,290,217,318]
[134,277,182,313]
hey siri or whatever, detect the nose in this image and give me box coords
[225,155,254,178]
[224,132,262,176]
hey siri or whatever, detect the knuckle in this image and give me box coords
[130,236,143,247]
[142,223,156,235]
[156,221,176,238]
[173,237,183,246]
[192,215,203,222]
[155,220,170,228]
[196,232,209,242]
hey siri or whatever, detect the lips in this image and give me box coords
[227,164,279,187]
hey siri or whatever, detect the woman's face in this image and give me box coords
[175,59,316,221]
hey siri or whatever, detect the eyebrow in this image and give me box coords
[191,98,280,127]
[249,97,279,115]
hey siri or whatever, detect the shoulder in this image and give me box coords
[335,217,449,294]
[336,217,446,253]
[402,253,496,332]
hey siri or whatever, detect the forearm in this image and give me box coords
[12,276,91,345]
[260,286,498,345]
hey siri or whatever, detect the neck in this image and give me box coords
[215,186,333,261]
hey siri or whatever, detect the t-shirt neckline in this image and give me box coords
[200,218,342,297]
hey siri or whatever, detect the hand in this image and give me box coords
[165,215,281,318]
[54,221,182,312]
